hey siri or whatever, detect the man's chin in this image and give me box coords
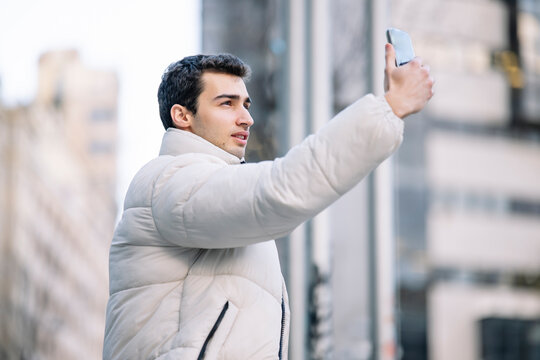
[226,148,245,160]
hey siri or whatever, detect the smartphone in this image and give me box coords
[386,28,415,66]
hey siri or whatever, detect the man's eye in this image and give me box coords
[221,101,232,106]
[244,104,251,111]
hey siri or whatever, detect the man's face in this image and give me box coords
[190,72,254,159]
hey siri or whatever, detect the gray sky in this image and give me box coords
[0,0,201,213]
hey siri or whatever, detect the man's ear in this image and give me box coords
[170,104,194,130]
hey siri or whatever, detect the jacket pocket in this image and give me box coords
[197,301,238,360]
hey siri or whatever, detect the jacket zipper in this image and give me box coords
[198,301,229,360]
[278,297,285,360]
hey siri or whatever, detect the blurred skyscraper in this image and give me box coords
[391,0,540,359]
[201,1,384,359]
[200,0,540,359]
[0,50,118,359]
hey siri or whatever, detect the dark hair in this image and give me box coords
[157,54,251,129]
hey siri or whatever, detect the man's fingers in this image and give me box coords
[407,57,423,68]
[385,43,397,70]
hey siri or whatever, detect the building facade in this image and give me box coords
[201,0,540,359]
[0,50,118,359]
[201,1,381,359]
[392,0,540,359]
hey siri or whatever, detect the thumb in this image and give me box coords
[385,43,397,70]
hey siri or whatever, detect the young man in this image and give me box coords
[104,46,433,359]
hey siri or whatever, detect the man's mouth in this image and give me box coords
[232,132,249,142]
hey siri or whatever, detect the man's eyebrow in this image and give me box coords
[213,94,252,103]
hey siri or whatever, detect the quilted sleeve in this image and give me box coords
[152,94,403,248]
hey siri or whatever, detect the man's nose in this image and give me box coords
[237,109,254,127]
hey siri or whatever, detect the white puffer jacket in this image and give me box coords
[103,94,403,360]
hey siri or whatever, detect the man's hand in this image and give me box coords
[384,43,434,119]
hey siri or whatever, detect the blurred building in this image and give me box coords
[201,1,388,359]
[201,0,540,359]
[0,50,118,359]
[391,0,540,359]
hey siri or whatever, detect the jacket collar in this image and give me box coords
[159,127,243,165]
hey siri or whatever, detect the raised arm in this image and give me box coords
[152,94,403,248]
